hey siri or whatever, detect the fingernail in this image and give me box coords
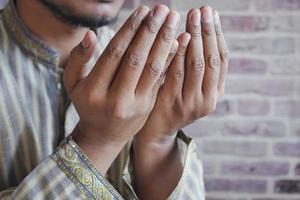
[81,34,90,49]
[152,5,169,19]
[166,11,179,28]
[134,6,149,18]
[191,9,200,26]
[180,33,191,47]
[214,10,220,25]
[202,6,212,23]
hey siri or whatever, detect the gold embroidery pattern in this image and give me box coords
[51,137,124,200]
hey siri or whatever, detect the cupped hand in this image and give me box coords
[64,5,180,146]
[136,6,229,143]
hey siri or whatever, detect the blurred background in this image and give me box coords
[1,0,300,199]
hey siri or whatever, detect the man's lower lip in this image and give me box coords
[100,0,113,3]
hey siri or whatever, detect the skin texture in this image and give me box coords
[65,5,181,174]
[16,0,229,199]
[133,7,229,199]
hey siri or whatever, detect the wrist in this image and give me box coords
[134,129,177,148]
[72,124,128,174]
[133,130,178,160]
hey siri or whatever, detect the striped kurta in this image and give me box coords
[0,1,205,199]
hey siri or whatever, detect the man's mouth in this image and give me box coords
[100,0,114,3]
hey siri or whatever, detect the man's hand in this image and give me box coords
[63,5,180,174]
[132,6,229,200]
[136,6,229,143]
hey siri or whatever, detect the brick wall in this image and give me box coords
[1,0,299,199]
[118,0,300,199]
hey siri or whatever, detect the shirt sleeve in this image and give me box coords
[121,130,206,200]
[0,136,125,200]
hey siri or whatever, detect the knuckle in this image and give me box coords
[176,47,187,57]
[85,89,100,107]
[161,26,175,43]
[144,17,159,34]
[220,50,229,62]
[190,29,202,40]
[126,50,144,69]
[110,103,129,120]
[107,44,125,60]
[148,60,163,77]
[190,57,205,71]
[202,23,214,35]
[207,55,220,70]
[174,69,184,79]
[127,17,140,32]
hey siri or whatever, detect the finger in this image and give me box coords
[160,33,191,102]
[110,5,170,95]
[87,6,150,90]
[152,40,179,94]
[64,30,97,94]
[151,40,179,96]
[183,8,205,102]
[214,10,229,96]
[165,40,179,72]
[136,10,180,96]
[201,6,220,101]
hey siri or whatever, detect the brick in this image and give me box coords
[297,37,300,53]
[270,58,300,75]
[202,159,217,175]
[238,99,270,116]
[221,161,289,176]
[298,81,300,96]
[228,58,267,75]
[275,180,300,193]
[205,178,267,193]
[184,119,223,137]
[290,120,300,136]
[199,140,267,157]
[295,163,300,175]
[274,100,300,118]
[221,16,270,32]
[211,99,234,116]
[223,120,285,137]
[255,0,300,11]
[172,0,251,11]
[228,37,295,55]
[274,142,300,157]
[140,0,171,7]
[226,78,294,96]
[272,15,300,32]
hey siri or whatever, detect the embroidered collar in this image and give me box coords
[2,0,60,67]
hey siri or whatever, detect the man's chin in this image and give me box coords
[39,0,119,28]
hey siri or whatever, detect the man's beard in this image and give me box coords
[39,0,117,28]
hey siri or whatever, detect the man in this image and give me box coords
[0,0,228,199]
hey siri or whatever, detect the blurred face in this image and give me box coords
[39,0,125,28]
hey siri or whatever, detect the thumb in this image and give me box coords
[64,30,97,94]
